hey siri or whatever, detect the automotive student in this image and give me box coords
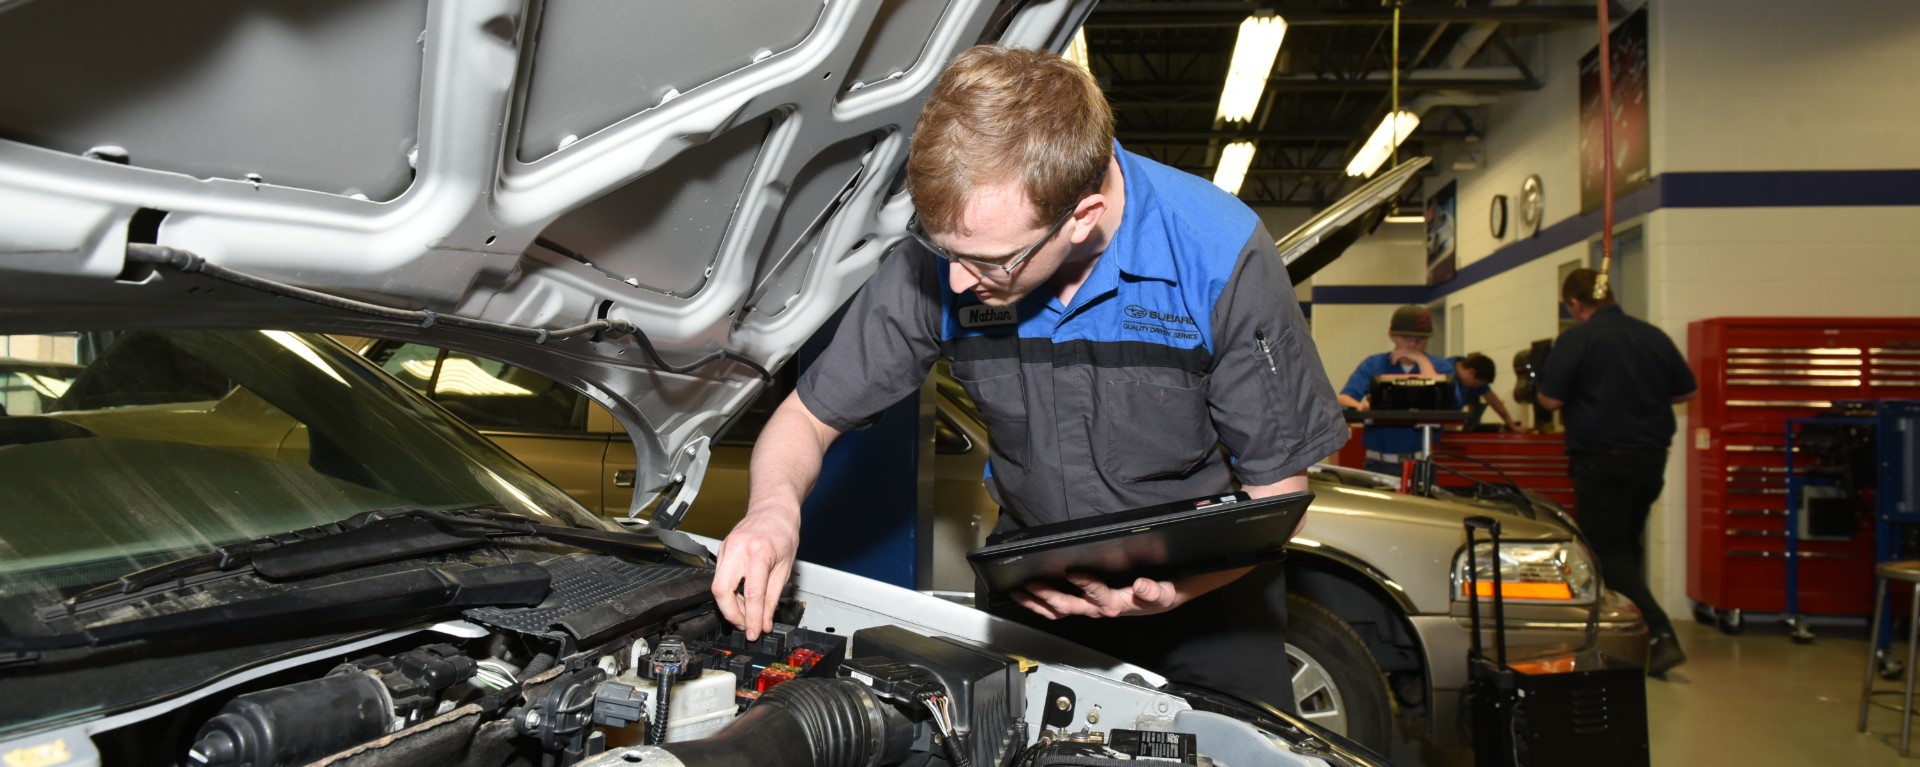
[1335,305,1456,475]
[1452,352,1524,432]
[710,45,1346,711]
[1537,268,1696,678]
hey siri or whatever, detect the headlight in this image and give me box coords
[1450,540,1597,604]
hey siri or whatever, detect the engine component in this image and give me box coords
[616,668,739,743]
[513,663,611,767]
[651,678,916,767]
[187,673,392,767]
[343,643,477,725]
[846,625,1025,767]
[645,635,699,745]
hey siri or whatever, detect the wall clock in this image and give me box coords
[1518,175,1545,236]
[1489,194,1509,239]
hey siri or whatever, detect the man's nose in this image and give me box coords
[947,261,981,294]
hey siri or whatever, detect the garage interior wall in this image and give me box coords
[1309,0,1920,612]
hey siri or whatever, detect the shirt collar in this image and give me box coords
[1104,144,1180,285]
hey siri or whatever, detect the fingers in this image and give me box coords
[1132,578,1179,611]
[1010,588,1058,620]
[711,523,796,641]
[753,563,790,639]
[710,541,751,633]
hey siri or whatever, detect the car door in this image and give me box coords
[364,341,613,514]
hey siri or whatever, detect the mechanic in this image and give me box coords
[1537,268,1697,678]
[1452,352,1524,432]
[710,45,1346,713]
[1336,305,1456,475]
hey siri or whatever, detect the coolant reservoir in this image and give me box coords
[614,667,739,743]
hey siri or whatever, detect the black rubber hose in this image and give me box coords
[520,651,557,678]
[663,678,915,767]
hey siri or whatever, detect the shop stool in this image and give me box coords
[1859,561,1920,755]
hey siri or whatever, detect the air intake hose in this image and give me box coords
[662,678,915,767]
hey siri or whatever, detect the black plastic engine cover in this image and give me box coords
[847,625,1024,767]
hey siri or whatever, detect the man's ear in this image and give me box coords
[1066,195,1107,244]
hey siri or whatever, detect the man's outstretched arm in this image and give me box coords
[711,392,843,640]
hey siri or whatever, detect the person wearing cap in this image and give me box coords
[1451,352,1524,432]
[1336,305,1457,475]
[1538,268,1696,678]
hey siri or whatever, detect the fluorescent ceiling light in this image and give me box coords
[1213,141,1257,195]
[1383,215,1426,224]
[1216,15,1288,123]
[1064,28,1091,73]
[1345,110,1420,178]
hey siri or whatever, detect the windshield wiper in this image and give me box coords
[54,507,710,618]
[2,562,551,652]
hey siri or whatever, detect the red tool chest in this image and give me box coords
[1687,317,1920,619]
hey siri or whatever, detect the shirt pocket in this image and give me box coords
[1097,371,1215,483]
[951,363,1031,473]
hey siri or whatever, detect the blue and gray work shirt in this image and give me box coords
[796,146,1346,529]
[1340,352,1457,456]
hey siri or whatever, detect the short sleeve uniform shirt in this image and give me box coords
[797,146,1346,528]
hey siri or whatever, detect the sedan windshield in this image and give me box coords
[0,329,599,601]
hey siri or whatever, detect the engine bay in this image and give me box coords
[11,548,1370,767]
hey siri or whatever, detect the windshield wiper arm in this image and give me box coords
[5,562,551,653]
[60,507,705,617]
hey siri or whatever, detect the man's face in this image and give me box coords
[1390,334,1429,353]
[932,183,1080,307]
[1457,367,1484,388]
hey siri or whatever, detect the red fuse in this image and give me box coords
[754,665,797,693]
[786,648,823,669]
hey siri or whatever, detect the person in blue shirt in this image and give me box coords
[1452,352,1524,432]
[1337,305,1455,475]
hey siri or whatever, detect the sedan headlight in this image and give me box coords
[1450,540,1598,604]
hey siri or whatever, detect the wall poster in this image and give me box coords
[1425,179,1458,286]
[1579,6,1651,214]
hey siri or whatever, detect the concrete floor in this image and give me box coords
[1395,616,1919,766]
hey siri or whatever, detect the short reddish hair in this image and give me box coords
[907,45,1114,232]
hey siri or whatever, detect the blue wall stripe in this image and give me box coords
[1312,168,1920,305]
[1310,285,1429,304]
[1663,169,1920,208]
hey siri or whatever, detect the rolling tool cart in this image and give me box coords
[1464,516,1648,767]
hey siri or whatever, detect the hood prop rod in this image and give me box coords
[124,243,771,381]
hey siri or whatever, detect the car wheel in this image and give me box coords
[1286,593,1394,751]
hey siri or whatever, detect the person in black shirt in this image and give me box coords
[1538,268,1697,678]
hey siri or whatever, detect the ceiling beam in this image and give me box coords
[1108,76,1539,95]
[1126,129,1472,144]
[1090,3,1602,29]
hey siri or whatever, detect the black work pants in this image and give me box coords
[1570,450,1674,637]
[983,564,1296,715]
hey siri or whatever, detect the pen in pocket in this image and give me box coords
[1254,330,1277,374]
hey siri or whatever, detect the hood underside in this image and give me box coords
[0,0,1424,519]
[0,0,1097,512]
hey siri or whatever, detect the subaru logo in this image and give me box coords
[1124,305,1149,319]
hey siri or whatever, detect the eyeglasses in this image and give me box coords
[907,206,1076,278]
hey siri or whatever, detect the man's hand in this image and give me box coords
[1389,346,1435,374]
[1012,574,1182,619]
[1504,419,1526,433]
[711,508,802,641]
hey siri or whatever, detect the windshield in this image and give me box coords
[0,329,600,601]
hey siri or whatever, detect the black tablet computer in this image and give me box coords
[966,490,1313,599]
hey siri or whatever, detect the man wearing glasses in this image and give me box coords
[713,45,1344,712]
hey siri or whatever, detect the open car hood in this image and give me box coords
[1279,157,1431,284]
[0,0,1421,520]
[0,0,1095,514]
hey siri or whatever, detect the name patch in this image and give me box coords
[958,304,1017,328]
